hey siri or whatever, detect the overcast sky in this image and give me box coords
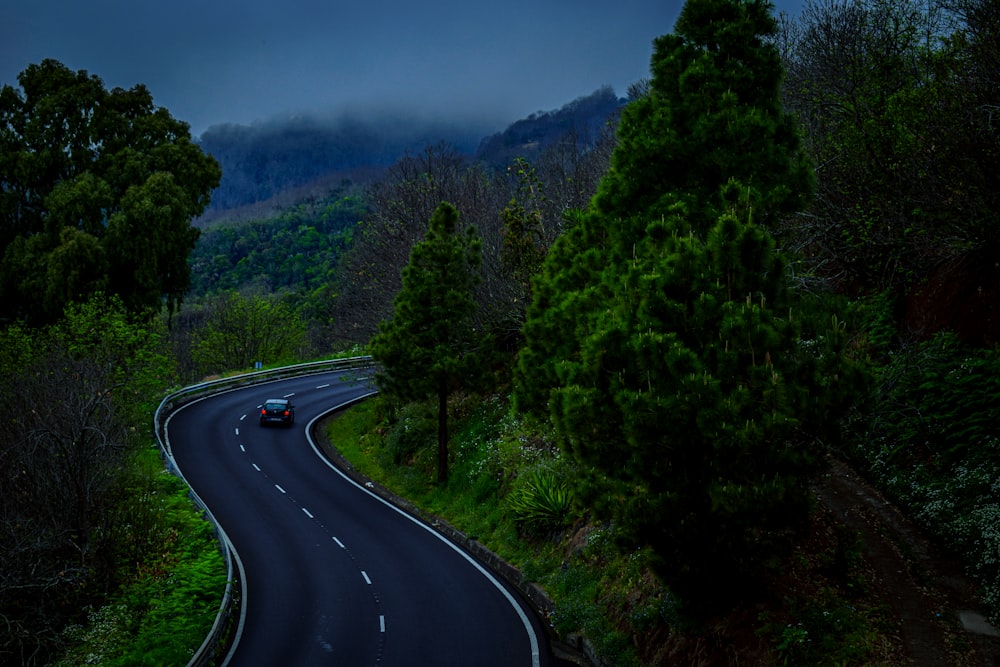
[1,0,806,138]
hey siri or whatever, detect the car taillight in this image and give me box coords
[261,408,266,415]
[283,410,290,416]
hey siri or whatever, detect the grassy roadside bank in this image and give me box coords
[51,448,227,666]
[320,394,900,666]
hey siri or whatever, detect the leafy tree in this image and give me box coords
[191,291,306,375]
[370,202,484,484]
[778,0,1000,300]
[516,0,862,617]
[0,59,221,325]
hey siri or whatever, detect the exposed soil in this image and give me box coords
[816,459,1000,666]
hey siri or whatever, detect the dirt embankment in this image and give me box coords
[816,460,1000,666]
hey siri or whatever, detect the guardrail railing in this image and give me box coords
[152,356,374,667]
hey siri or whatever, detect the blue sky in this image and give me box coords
[1,0,806,138]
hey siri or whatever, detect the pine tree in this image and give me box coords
[516,0,862,616]
[370,202,484,484]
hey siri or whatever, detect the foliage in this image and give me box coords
[0,295,174,665]
[52,453,226,666]
[191,290,307,375]
[779,0,1000,296]
[858,332,1000,619]
[505,466,576,534]
[370,202,486,483]
[0,59,220,324]
[325,392,895,666]
[516,0,863,617]
[187,191,364,299]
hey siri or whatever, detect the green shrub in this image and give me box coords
[385,405,436,465]
[506,467,575,534]
[858,331,1000,620]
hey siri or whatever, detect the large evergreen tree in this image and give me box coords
[0,60,221,325]
[370,202,484,484]
[516,0,862,616]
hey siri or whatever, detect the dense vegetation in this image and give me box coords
[0,60,221,326]
[2,0,1000,663]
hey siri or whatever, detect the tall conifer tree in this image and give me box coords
[516,0,861,615]
[371,202,483,484]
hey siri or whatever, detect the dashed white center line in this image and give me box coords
[361,571,371,585]
[234,428,240,436]
[316,383,330,389]
[332,537,345,549]
[379,615,385,633]
[275,484,286,494]
[252,463,261,472]
[240,414,247,421]
[239,444,245,452]
[302,507,314,519]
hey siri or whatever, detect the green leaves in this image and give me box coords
[0,59,220,324]
[506,468,575,534]
[371,201,486,482]
[516,0,861,617]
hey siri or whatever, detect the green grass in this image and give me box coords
[52,449,227,667]
[324,393,899,666]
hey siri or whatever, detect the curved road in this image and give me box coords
[166,369,551,666]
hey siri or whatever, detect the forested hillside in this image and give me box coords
[4,0,1000,664]
[197,109,495,214]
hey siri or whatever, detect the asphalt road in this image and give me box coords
[166,369,552,666]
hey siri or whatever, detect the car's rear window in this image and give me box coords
[265,402,286,410]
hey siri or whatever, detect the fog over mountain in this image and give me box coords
[198,87,627,214]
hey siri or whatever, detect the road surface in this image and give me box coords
[166,369,550,666]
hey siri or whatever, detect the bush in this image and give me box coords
[858,331,1000,620]
[506,466,576,534]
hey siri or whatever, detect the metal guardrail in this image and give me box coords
[152,356,374,667]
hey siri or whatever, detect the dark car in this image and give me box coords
[259,398,295,426]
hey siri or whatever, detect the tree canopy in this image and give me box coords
[0,59,221,325]
[516,0,862,616]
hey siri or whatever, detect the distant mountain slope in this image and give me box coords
[474,86,625,165]
[197,89,626,215]
[197,110,493,212]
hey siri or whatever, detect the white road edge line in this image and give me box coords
[305,394,542,667]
